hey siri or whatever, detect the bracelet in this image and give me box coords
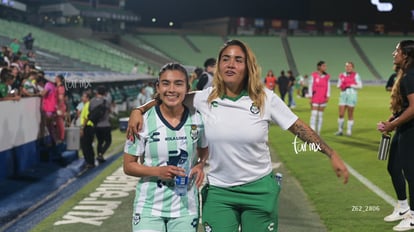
[132,107,144,114]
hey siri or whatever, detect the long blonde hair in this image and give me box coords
[207,40,266,111]
[390,40,414,114]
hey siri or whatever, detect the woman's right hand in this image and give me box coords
[126,109,144,140]
[158,165,186,180]
[377,122,385,132]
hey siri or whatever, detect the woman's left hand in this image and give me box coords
[190,164,205,188]
[330,154,349,184]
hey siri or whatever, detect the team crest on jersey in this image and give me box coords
[133,213,141,225]
[190,124,199,141]
[211,101,218,107]
[250,103,260,114]
[204,222,213,232]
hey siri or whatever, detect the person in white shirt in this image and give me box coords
[127,40,348,232]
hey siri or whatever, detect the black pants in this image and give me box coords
[302,87,309,97]
[95,126,112,156]
[81,126,95,165]
[388,127,414,208]
[280,89,287,103]
[387,130,406,201]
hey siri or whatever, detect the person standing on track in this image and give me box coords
[123,63,208,232]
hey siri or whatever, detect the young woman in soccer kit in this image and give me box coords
[123,63,208,232]
[308,61,330,135]
[127,40,348,232]
[335,61,363,136]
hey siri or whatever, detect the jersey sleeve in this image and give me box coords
[123,134,145,157]
[124,116,148,156]
[352,73,363,89]
[267,89,298,130]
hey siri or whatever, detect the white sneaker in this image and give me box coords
[346,131,352,136]
[393,214,414,231]
[385,205,410,222]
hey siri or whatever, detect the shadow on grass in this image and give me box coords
[324,128,381,152]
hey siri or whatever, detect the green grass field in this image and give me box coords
[270,85,396,231]
[32,85,398,232]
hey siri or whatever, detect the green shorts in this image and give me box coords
[131,213,198,232]
[339,91,357,107]
[201,172,281,232]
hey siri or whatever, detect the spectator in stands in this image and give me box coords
[12,51,24,70]
[21,70,39,97]
[35,70,45,92]
[131,63,138,74]
[196,57,216,90]
[264,69,277,91]
[10,64,22,94]
[55,74,67,143]
[23,33,34,50]
[90,85,111,164]
[21,63,31,79]
[386,64,399,92]
[0,68,20,101]
[26,51,36,68]
[1,46,11,67]
[9,38,20,54]
[277,70,289,103]
[80,91,95,169]
[335,61,363,136]
[38,75,58,145]
[287,70,296,109]
[308,61,330,135]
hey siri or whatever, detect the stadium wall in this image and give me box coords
[0,97,42,180]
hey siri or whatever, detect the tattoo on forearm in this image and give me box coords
[290,120,333,158]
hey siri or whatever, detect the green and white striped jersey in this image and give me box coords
[124,105,207,218]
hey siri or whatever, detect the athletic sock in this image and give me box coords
[317,111,324,134]
[338,118,344,132]
[347,120,354,134]
[310,110,317,131]
[399,199,409,209]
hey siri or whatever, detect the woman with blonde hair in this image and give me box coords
[127,39,348,231]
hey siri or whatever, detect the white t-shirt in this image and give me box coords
[194,87,298,187]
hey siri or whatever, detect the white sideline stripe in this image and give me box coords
[345,162,396,206]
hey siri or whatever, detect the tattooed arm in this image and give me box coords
[288,119,349,184]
